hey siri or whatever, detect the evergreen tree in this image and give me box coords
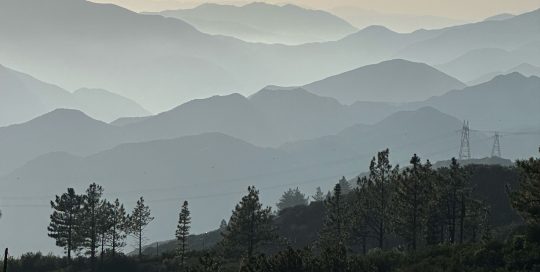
[276,187,309,211]
[312,187,325,202]
[511,148,540,227]
[338,176,352,195]
[360,149,399,249]
[128,196,154,260]
[221,186,276,259]
[439,158,470,243]
[351,180,370,255]
[176,200,191,270]
[219,219,228,231]
[108,198,128,257]
[47,188,82,260]
[81,183,104,270]
[393,155,433,250]
[319,182,350,264]
[97,201,114,263]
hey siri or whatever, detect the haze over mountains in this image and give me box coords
[1,0,539,112]
[0,64,149,126]
[146,2,357,44]
[1,0,540,256]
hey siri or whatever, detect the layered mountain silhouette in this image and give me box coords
[1,107,497,254]
[412,73,540,132]
[0,64,149,126]
[396,8,540,64]
[146,2,357,44]
[2,0,538,112]
[303,59,466,103]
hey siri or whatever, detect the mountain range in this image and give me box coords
[2,0,539,112]
[0,63,149,126]
[146,2,357,45]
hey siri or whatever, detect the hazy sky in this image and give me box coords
[92,0,540,20]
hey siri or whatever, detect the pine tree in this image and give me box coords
[276,187,309,211]
[221,186,276,260]
[129,196,154,260]
[338,176,352,195]
[360,149,399,249]
[511,148,540,227]
[81,183,104,270]
[312,187,325,202]
[393,155,433,250]
[108,198,128,257]
[176,200,191,270]
[97,201,114,263]
[47,188,82,260]
[319,183,350,262]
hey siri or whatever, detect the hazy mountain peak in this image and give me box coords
[28,108,101,125]
[303,59,465,103]
[483,13,515,22]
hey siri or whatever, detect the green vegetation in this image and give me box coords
[2,148,539,272]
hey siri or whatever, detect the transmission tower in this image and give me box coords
[491,132,501,158]
[459,120,471,160]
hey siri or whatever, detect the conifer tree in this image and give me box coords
[97,201,114,263]
[276,187,309,211]
[108,198,128,257]
[312,187,325,202]
[511,148,540,227]
[48,188,82,260]
[221,186,276,260]
[129,196,154,260]
[319,183,350,260]
[81,183,104,269]
[393,155,433,250]
[338,176,352,195]
[360,149,399,249]
[176,200,191,270]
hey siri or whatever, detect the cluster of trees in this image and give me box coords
[3,147,538,271]
[47,183,154,269]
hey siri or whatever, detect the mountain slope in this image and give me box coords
[0,109,126,175]
[147,2,357,44]
[303,59,466,103]
[396,8,540,64]
[0,64,149,126]
[416,73,540,131]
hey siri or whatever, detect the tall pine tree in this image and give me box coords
[108,198,128,257]
[319,182,350,264]
[129,196,154,260]
[81,183,104,270]
[176,200,191,270]
[393,155,433,250]
[48,188,82,260]
[360,149,399,249]
[221,186,276,260]
[276,187,309,211]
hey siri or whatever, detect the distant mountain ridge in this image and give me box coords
[0,64,149,127]
[303,59,466,103]
[145,2,357,44]
[2,0,538,112]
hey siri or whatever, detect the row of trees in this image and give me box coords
[39,147,539,271]
[48,183,154,269]
[320,150,490,260]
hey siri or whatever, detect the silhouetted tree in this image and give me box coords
[81,183,104,270]
[128,196,154,260]
[176,200,191,270]
[277,187,309,211]
[511,148,540,227]
[393,155,433,250]
[108,198,128,257]
[48,188,82,260]
[97,200,114,263]
[312,187,325,202]
[221,186,276,260]
[338,176,352,195]
[360,149,399,249]
[319,182,350,266]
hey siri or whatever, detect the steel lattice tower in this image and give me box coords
[459,120,471,160]
[491,132,501,158]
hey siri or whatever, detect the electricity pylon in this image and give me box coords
[459,120,471,160]
[491,132,501,158]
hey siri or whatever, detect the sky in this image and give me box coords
[91,0,540,20]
